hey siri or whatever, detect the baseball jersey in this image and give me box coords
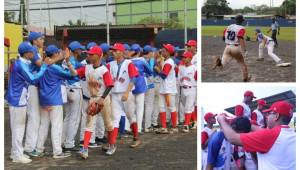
[235,102,251,118]
[240,125,295,170]
[109,59,139,93]
[131,57,153,94]
[38,64,75,106]
[159,58,177,94]
[257,33,273,45]
[30,45,42,73]
[223,24,246,45]
[191,53,197,66]
[201,127,215,151]
[271,21,280,31]
[76,64,114,97]
[178,64,197,87]
[6,57,48,107]
[251,109,265,127]
[63,56,82,89]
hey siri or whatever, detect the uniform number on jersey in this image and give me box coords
[227,31,236,41]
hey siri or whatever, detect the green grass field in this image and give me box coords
[202,26,295,41]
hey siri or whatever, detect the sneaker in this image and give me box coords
[212,56,222,70]
[62,146,79,152]
[191,121,197,130]
[23,154,30,159]
[182,125,190,133]
[144,128,151,133]
[102,144,110,152]
[130,138,141,148]
[24,150,44,157]
[170,127,179,134]
[88,142,101,148]
[276,62,291,67]
[79,147,88,160]
[178,122,184,127]
[156,128,169,134]
[152,125,159,132]
[79,141,83,146]
[243,75,252,82]
[12,156,32,164]
[53,152,71,159]
[95,137,107,144]
[105,144,117,156]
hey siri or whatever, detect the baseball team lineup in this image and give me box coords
[5,32,198,163]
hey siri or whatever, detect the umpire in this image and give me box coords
[268,17,280,47]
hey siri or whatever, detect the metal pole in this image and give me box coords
[162,0,165,30]
[80,0,82,21]
[46,0,51,31]
[21,3,24,36]
[106,0,110,44]
[39,0,42,28]
[26,0,30,29]
[184,0,187,44]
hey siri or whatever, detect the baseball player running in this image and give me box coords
[67,46,114,159]
[213,15,251,82]
[178,51,197,133]
[108,43,140,154]
[36,45,76,159]
[255,28,291,67]
[6,42,49,163]
[155,44,178,134]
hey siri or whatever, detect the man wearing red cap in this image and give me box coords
[217,100,295,170]
[251,99,267,128]
[67,46,115,158]
[201,112,216,170]
[185,40,197,66]
[155,44,178,134]
[235,90,256,119]
[178,51,197,133]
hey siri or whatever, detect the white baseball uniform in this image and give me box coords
[257,33,281,63]
[251,109,265,128]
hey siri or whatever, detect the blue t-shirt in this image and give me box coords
[207,131,227,168]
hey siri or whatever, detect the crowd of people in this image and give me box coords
[5,31,198,163]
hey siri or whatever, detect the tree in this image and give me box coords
[5,11,16,23]
[281,0,296,15]
[202,0,233,16]
[68,19,86,26]
[18,0,26,24]
[137,16,183,29]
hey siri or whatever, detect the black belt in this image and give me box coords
[227,44,239,46]
[182,86,192,89]
[83,95,90,100]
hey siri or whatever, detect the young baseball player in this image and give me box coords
[255,28,291,67]
[235,90,256,118]
[155,44,178,134]
[62,41,85,152]
[201,112,217,170]
[108,43,140,154]
[36,45,78,159]
[217,101,295,170]
[250,99,267,128]
[178,51,197,133]
[67,46,114,159]
[6,42,49,163]
[129,44,153,133]
[213,15,251,82]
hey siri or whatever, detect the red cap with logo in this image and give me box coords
[186,40,197,47]
[244,90,256,98]
[257,99,267,106]
[182,51,193,59]
[263,101,293,117]
[163,44,175,55]
[85,46,103,56]
[111,43,125,52]
[204,112,217,122]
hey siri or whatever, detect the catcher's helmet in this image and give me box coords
[235,15,245,25]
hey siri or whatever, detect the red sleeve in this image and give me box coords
[223,28,227,37]
[103,71,114,87]
[76,66,86,79]
[237,28,245,38]
[194,71,197,81]
[106,63,110,71]
[161,63,172,76]
[128,63,139,78]
[201,131,209,145]
[240,126,281,153]
[174,66,179,75]
[251,112,257,122]
[235,105,244,117]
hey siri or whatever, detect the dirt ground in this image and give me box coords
[4,108,197,170]
[201,36,296,82]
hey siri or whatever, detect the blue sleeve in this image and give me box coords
[159,73,167,79]
[149,58,155,70]
[143,60,153,76]
[207,132,225,166]
[69,57,83,69]
[52,65,74,80]
[20,62,47,85]
[31,48,41,64]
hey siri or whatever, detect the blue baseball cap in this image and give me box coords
[18,41,35,55]
[123,44,130,51]
[100,43,110,53]
[152,47,158,52]
[143,45,153,53]
[131,44,142,52]
[45,45,61,56]
[68,41,85,51]
[255,28,261,33]
[175,46,180,52]
[86,42,97,50]
[28,32,44,42]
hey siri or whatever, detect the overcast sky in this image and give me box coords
[200,84,295,115]
[202,0,285,9]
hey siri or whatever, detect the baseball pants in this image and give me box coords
[95,114,105,139]
[258,41,281,63]
[62,88,83,148]
[144,80,160,128]
[177,84,185,123]
[24,85,40,152]
[36,106,63,156]
[128,93,145,132]
[9,106,27,160]
[202,150,208,170]
[158,93,177,128]
[180,87,196,125]
[80,99,97,143]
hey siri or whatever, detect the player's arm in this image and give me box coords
[158,63,172,79]
[201,131,209,149]
[121,63,139,101]
[96,71,114,106]
[19,62,48,85]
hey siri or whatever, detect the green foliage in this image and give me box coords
[202,0,233,16]
[137,16,183,29]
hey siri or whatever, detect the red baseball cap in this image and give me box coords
[182,51,193,59]
[204,112,217,122]
[186,40,197,47]
[244,90,256,98]
[163,44,175,55]
[111,43,125,52]
[263,101,293,117]
[257,99,267,106]
[85,46,103,56]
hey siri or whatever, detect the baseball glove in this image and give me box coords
[87,102,102,116]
